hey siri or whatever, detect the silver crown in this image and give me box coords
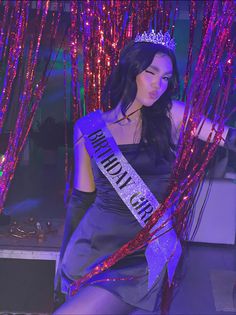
[134,29,176,51]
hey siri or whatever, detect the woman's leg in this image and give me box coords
[53,285,134,315]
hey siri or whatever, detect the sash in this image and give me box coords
[78,110,182,289]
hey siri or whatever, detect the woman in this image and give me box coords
[54,30,234,314]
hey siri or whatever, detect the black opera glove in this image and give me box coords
[60,188,96,259]
[65,188,97,231]
[224,127,236,152]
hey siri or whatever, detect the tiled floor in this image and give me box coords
[0,151,235,315]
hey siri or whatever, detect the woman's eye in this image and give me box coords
[163,76,171,81]
[145,70,155,75]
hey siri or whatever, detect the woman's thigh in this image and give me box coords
[53,285,134,315]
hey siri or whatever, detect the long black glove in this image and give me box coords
[225,127,236,152]
[60,188,96,260]
[54,188,96,300]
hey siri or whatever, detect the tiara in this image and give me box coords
[134,29,176,51]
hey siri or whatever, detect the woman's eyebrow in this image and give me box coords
[149,65,173,75]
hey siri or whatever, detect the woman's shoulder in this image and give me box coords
[170,99,185,127]
[102,108,117,124]
[171,99,185,114]
[74,109,115,136]
[75,108,115,125]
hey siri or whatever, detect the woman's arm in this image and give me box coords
[74,120,96,192]
[170,100,229,146]
[58,121,96,261]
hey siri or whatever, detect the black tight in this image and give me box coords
[53,285,134,315]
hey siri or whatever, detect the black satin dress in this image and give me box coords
[61,144,173,312]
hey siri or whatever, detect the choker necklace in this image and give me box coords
[114,107,141,124]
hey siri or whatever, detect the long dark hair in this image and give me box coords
[102,41,180,160]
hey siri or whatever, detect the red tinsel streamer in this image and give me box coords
[0,0,28,132]
[182,0,197,100]
[162,0,171,32]
[81,0,128,113]
[0,0,10,61]
[69,0,234,296]
[70,0,81,123]
[201,0,214,44]
[170,2,179,37]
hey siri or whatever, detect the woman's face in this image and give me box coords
[134,53,173,108]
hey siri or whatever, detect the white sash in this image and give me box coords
[78,110,181,289]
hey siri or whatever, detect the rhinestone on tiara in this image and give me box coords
[134,29,176,51]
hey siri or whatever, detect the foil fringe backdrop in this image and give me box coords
[0,0,62,213]
[69,0,235,295]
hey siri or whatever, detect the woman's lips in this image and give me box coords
[149,91,159,99]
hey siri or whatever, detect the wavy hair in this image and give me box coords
[102,41,180,160]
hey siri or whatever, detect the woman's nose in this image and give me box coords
[152,77,161,90]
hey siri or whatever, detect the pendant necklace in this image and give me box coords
[114,107,141,124]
